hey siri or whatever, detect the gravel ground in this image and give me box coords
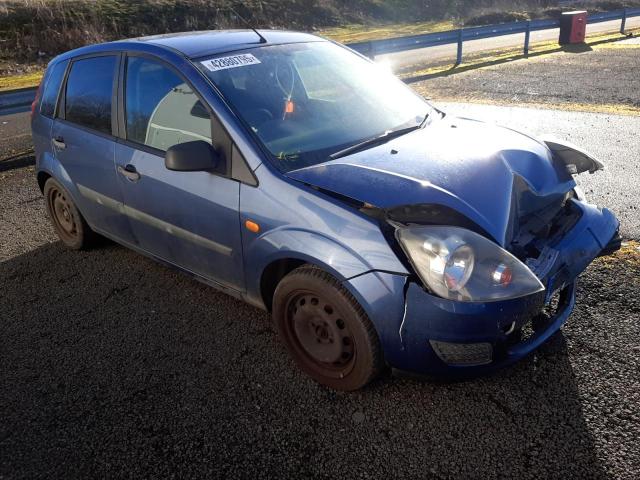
[414,39,640,111]
[1,161,640,480]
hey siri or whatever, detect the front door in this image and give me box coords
[52,54,134,243]
[114,55,244,290]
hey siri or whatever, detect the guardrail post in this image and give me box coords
[621,9,627,34]
[455,29,463,66]
[524,21,531,55]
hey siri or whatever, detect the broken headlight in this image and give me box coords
[396,226,545,302]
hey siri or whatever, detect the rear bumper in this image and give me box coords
[347,199,619,377]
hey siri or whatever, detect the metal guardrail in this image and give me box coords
[347,8,640,64]
[0,8,638,117]
[0,86,37,116]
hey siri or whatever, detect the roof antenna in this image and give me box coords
[226,6,268,44]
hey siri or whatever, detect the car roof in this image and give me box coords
[137,30,323,58]
[54,30,325,63]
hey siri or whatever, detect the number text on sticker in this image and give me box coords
[200,54,261,72]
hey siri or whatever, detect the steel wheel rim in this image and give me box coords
[48,187,78,242]
[285,290,356,379]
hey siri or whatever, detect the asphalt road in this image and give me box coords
[0,112,32,159]
[378,17,640,70]
[1,102,640,478]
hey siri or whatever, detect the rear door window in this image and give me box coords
[124,56,212,152]
[65,56,117,135]
[40,59,68,118]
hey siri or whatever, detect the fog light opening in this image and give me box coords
[429,340,493,366]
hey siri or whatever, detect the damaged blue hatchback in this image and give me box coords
[32,30,620,390]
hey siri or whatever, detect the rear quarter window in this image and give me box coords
[40,59,69,118]
[65,56,117,135]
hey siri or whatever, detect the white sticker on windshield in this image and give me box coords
[200,54,261,72]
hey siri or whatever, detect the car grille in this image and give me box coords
[510,194,581,261]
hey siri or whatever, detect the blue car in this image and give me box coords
[31,30,620,390]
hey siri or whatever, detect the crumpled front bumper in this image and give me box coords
[350,199,620,377]
[390,281,571,376]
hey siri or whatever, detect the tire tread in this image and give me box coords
[273,263,384,389]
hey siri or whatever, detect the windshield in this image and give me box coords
[198,41,432,172]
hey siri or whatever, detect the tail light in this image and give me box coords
[30,83,42,118]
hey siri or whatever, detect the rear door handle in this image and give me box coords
[117,164,141,182]
[52,136,66,149]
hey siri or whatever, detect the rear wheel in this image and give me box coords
[273,265,383,391]
[44,178,96,250]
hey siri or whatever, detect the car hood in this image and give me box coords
[286,116,577,246]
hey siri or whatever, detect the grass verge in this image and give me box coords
[0,71,44,91]
[318,20,457,44]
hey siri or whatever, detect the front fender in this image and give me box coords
[242,226,410,365]
[244,226,401,307]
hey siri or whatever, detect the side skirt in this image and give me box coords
[89,224,260,308]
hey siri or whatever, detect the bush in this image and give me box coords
[592,1,626,10]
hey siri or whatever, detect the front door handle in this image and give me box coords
[52,136,66,149]
[117,164,141,182]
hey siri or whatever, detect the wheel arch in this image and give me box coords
[245,226,378,309]
[36,162,88,221]
[258,251,364,312]
[37,170,52,193]
[259,257,307,312]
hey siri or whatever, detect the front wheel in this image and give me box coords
[272,265,383,391]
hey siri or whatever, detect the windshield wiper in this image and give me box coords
[329,113,430,161]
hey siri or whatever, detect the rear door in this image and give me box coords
[52,54,134,243]
[32,59,68,161]
[114,54,244,290]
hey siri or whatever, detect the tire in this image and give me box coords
[272,264,383,391]
[44,177,96,250]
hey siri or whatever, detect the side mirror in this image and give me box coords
[165,140,220,172]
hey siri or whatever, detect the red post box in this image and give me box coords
[559,11,588,45]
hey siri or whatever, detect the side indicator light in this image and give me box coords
[245,220,260,233]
